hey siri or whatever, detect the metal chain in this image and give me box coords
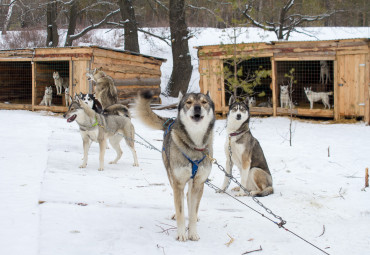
[204,152,286,227]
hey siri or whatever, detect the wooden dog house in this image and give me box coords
[197,38,370,124]
[0,46,166,112]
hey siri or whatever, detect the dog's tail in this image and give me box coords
[135,90,169,131]
[103,104,131,118]
[254,186,274,197]
[327,91,333,96]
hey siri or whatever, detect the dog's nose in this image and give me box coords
[236,114,241,120]
[63,113,66,118]
[194,105,201,114]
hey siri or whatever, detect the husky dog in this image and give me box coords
[304,87,333,109]
[220,96,273,197]
[257,97,272,108]
[63,98,139,170]
[280,85,293,109]
[136,90,215,241]
[86,67,118,109]
[320,61,331,84]
[53,71,69,95]
[65,88,70,107]
[39,86,53,106]
[78,93,103,114]
[248,96,256,108]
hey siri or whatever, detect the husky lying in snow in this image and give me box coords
[136,90,215,241]
[219,96,273,197]
[63,98,139,170]
[39,86,53,106]
[304,87,333,109]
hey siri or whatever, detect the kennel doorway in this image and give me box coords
[34,61,70,107]
[223,57,272,113]
[275,60,334,116]
[0,61,32,105]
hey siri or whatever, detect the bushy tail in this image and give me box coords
[135,90,169,131]
[327,91,333,96]
[103,104,131,118]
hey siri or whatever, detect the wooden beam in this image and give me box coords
[334,59,340,120]
[365,52,370,125]
[271,58,277,117]
[0,103,32,110]
[33,105,68,112]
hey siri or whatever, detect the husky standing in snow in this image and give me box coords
[304,87,333,109]
[53,71,69,95]
[136,90,215,242]
[63,98,139,170]
[39,86,53,106]
[219,95,273,197]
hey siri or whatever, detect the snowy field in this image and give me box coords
[1,110,370,255]
[1,26,370,255]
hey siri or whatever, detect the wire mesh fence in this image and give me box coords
[35,61,70,106]
[223,57,272,108]
[276,61,334,110]
[0,61,32,104]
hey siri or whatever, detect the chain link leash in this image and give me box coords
[204,151,287,227]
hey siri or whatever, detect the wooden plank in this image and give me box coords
[92,62,161,76]
[271,58,277,117]
[117,87,161,98]
[357,54,366,116]
[93,69,159,80]
[220,61,226,115]
[32,62,36,110]
[334,59,340,120]
[92,48,164,65]
[33,57,72,62]
[93,56,161,70]
[250,107,273,115]
[35,47,92,55]
[274,55,336,61]
[0,103,32,110]
[73,60,90,94]
[277,107,298,115]
[365,52,370,124]
[114,77,161,86]
[297,108,334,117]
[33,105,68,112]
[0,58,32,61]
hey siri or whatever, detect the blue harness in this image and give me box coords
[163,119,206,179]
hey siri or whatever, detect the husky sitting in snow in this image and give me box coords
[304,87,333,109]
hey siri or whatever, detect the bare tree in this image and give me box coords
[243,0,337,40]
[46,1,58,47]
[117,0,139,53]
[64,0,120,47]
[166,0,192,97]
[1,0,17,34]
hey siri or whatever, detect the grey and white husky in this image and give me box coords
[63,98,139,170]
[136,90,215,242]
[320,60,331,84]
[220,96,273,197]
[304,87,333,109]
[280,85,293,109]
[65,88,70,107]
[39,86,53,106]
[53,71,69,95]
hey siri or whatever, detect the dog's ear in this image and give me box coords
[94,99,103,113]
[177,91,183,102]
[244,96,249,106]
[206,91,211,97]
[228,95,235,106]
[98,66,103,71]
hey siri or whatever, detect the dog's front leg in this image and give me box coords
[80,137,90,168]
[173,183,186,241]
[187,180,204,241]
[98,139,107,171]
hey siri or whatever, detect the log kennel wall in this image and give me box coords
[197,38,370,124]
[0,46,166,112]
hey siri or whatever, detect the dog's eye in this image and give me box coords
[186,101,192,105]
[201,100,208,104]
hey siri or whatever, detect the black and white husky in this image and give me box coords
[220,96,273,197]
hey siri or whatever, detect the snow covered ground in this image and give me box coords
[0,26,370,255]
[0,109,369,255]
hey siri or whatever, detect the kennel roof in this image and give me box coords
[0,45,167,62]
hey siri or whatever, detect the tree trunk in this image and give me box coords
[46,2,59,47]
[166,0,192,97]
[64,0,78,47]
[2,0,16,35]
[118,0,140,53]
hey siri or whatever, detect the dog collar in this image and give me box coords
[194,147,206,152]
[92,116,99,127]
[229,128,249,137]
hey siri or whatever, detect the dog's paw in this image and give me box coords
[98,167,104,171]
[235,191,247,197]
[171,214,176,220]
[176,232,188,242]
[231,186,240,192]
[216,188,226,193]
[109,161,117,164]
[188,232,200,241]
[133,163,139,167]
[79,164,86,168]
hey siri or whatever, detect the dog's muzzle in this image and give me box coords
[191,105,204,122]
[65,114,77,122]
[236,114,241,120]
